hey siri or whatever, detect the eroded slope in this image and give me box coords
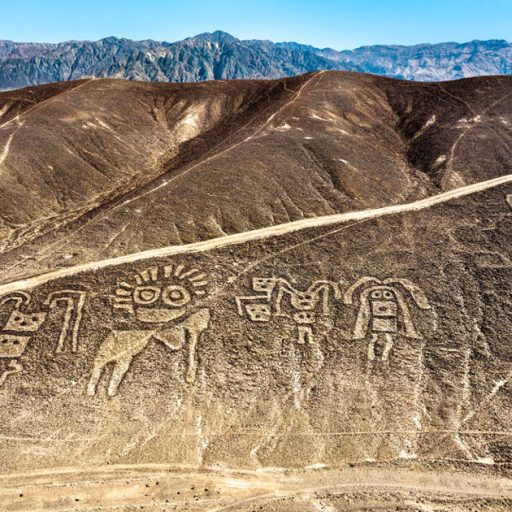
[0,177,510,510]
[0,72,511,284]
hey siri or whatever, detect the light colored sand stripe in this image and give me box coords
[0,172,511,295]
[0,133,14,166]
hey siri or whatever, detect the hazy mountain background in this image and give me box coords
[1,31,512,90]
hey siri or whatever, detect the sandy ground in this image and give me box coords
[1,464,511,511]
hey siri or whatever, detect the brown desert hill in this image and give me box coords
[0,71,511,285]
[0,71,512,511]
[0,168,510,511]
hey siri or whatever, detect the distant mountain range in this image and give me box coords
[1,31,512,90]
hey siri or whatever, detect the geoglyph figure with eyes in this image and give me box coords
[87,264,210,397]
[236,277,340,344]
[343,277,431,361]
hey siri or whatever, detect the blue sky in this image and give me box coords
[2,0,511,49]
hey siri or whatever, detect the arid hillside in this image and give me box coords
[0,71,511,283]
[0,72,512,511]
[0,170,510,511]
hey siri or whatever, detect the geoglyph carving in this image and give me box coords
[45,290,87,352]
[343,277,431,361]
[87,264,210,397]
[0,289,87,387]
[0,292,41,387]
[236,277,340,344]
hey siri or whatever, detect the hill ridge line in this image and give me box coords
[115,72,324,210]
[0,172,511,294]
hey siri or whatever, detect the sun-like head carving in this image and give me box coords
[113,264,207,323]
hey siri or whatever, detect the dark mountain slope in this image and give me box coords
[0,71,511,283]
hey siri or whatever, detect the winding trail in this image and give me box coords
[0,132,14,166]
[0,171,510,295]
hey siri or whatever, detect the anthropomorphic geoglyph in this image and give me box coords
[343,276,431,361]
[87,264,210,397]
[0,292,42,386]
[0,289,86,387]
[236,277,340,344]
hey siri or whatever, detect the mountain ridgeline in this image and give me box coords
[1,32,512,90]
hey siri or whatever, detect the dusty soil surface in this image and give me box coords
[0,180,510,509]
[1,464,512,511]
[1,73,511,510]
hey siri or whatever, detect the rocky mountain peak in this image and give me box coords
[1,33,512,90]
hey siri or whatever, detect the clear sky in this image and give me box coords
[2,0,511,49]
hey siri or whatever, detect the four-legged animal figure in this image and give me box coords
[87,308,210,396]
